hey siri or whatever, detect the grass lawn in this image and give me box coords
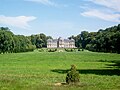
[0,51,120,90]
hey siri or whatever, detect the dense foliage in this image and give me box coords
[69,24,120,53]
[65,49,75,52]
[47,49,57,52]
[0,27,36,53]
[30,34,52,48]
[0,27,52,54]
[66,65,80,84]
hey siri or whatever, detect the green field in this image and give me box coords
[0,51,120,90]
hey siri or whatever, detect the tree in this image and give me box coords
[0,27,15,53]
[80,31,89,50]
[40,33,47,47]
[72,24,120,53]
[66,65,80,84]
[86,24,120,53]
[30,34,49,48]
[46,36,53,40]
[0,27,36,54]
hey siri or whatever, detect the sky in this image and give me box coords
[0,0,120,38]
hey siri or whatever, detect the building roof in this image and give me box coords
[70,39,75,42]
[47,37,75,43]
[53,39,58,42]
[58,37,64,41]
[64,39,70,42]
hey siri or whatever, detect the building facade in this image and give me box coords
[47,37,75,48]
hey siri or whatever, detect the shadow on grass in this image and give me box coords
[51,60,120,76]
[51,69,120,76]
[99,60,120,68]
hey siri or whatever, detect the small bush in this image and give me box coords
[78,48,81,51]
[65,49,75,52]
[38,49,44,52]
[66,65,80,85]
[48,49,57,52]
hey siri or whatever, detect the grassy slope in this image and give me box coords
[0,51,120,90]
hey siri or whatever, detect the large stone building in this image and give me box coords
[47,37,75,48]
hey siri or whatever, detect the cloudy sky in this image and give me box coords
[0,0,120,38]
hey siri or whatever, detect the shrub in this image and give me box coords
[48,49,57,52]
[38,48,44,52]
[66,65,80,85]
[78,48,81,51]
[65,49,75,52]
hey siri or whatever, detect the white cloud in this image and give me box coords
[25,0,57,6]
[0,15,36,29]
[81,9,120,22]
[88,0,120,12]
[25,0,68,8]
[81,0,120,22]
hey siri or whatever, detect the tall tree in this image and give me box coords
[0,27,15,53]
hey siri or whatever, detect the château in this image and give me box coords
[47,37,75,48]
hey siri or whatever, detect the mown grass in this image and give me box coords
[0,51,120,90]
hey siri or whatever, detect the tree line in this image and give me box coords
[69,24,120,53]
[0,27,52,54]
[0,24,120,54]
